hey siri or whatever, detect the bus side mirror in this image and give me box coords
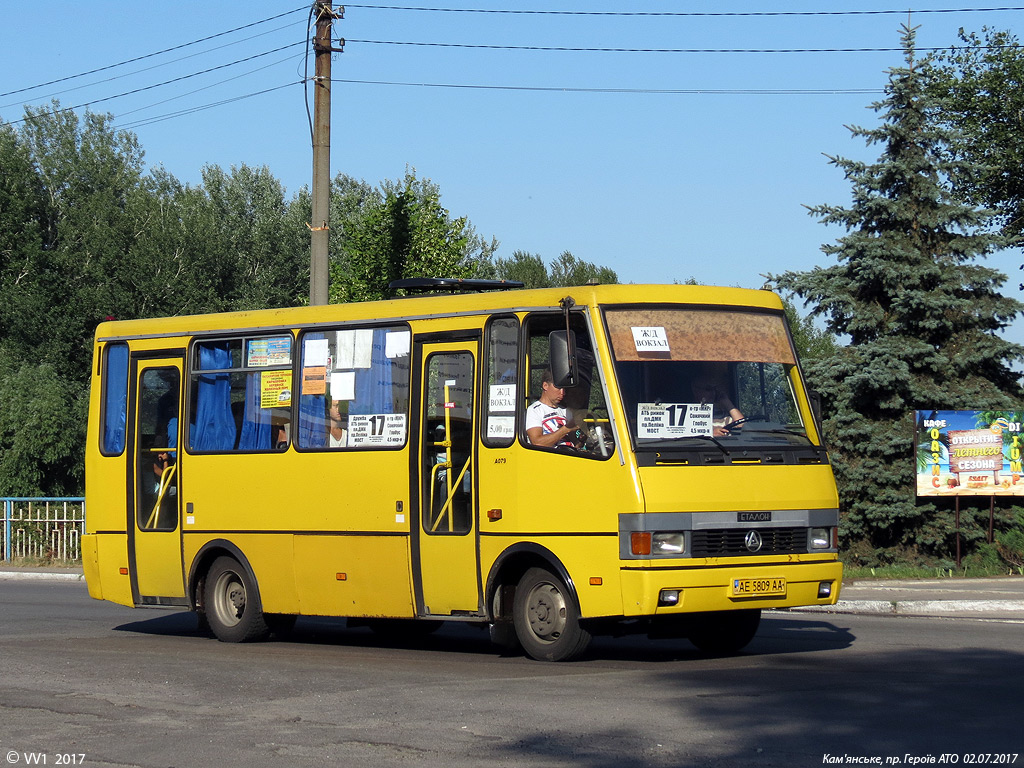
[549,331,579,388]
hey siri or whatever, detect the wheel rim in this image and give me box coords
[212,570,246,628]
[526,581,567,644]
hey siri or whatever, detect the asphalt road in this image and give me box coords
[0,580,1021,768]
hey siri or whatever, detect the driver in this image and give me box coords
[690,362,744,436]
[525,369,582,448]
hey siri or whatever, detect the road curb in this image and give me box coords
[0,570,84,582]
[791,599,1024,615]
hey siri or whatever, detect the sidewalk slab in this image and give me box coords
[0,566,84,581]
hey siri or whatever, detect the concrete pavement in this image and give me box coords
[3,566,1024,619]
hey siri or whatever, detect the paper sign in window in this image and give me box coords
[248,337,292,367]
[302,366,327,396]
[304,337,329,367]
[489,384,516,413]
[385,330,410,359]
[637,402,712,438]
[631,326,670,353]
[260,371,292,408]
[487,416,515,439]
[348,413,406,446]
[330,370,356,401]
[335,329,373,369]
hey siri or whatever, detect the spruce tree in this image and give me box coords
[772,25,1024,563]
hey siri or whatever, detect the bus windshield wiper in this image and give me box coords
[739,427,812,443]
[638,434,731,454]
[676,434,730,455]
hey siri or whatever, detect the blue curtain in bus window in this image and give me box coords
[102,343,129,454]
[298,333,327,448]
[166,417,178,453]
[237,372,271,450]
[351,328,393,415]
[192,342,237,451]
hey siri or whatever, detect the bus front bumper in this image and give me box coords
[618,559,843,617]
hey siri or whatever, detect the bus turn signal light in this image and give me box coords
[631,532,652,556]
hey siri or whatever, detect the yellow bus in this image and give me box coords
[83,279,841,661]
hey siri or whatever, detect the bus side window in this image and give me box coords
[295,326,412,450]
[522,313,615,459]
[101,342,130,455]
[483,316,519,448]
[188,335,294,453]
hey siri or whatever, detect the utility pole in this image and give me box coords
[310,3,342,306]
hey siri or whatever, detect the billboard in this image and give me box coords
[916,410,1024,497]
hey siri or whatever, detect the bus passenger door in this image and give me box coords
[414,341,481,616]
[129,356,186,603]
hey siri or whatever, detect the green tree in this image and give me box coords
[548,251,618,287]
[0,103,164,495]
[4,103,147,376]
[929,28,1024,248]
[783,300,838,365]
[0,103,311,496]
[0,350,86,496]
[199,163,308,310]
[491,250,550,288]
[0,122,49,363]
[490,249,618,288]
[329,170,497,302]
[772,25,1024,563]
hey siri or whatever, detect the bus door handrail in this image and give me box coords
[427,378,472,533]
[144,461,177,530]
[428,457,470,533]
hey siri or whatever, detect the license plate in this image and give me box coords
[731,577,787,598]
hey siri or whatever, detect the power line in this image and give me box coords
[0,21,304,111]
[335,77,884,95]
[0,4,307,100]
[347,38,1021,54]
[116,82,301,131]
[6,43,306,126]
[114,53,305,122]
[344,4,1024,16]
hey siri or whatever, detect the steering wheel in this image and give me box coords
[723,414,765,432]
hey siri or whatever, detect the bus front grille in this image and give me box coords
[691,527,807,557]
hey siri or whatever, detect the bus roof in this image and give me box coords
[93,283,785,342]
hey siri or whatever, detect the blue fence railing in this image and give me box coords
[1,497,86,562]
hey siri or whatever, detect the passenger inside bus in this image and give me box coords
[328,400,347,448]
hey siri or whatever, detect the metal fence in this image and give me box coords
[1,498,85,563]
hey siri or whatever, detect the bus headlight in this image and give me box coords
[652,532,684,555]
[810,528,831,549]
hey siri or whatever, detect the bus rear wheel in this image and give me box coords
[687,609,761,654]
[204,556,270,643]
[513,567,591,662]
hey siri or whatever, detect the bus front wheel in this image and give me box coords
[513,567,591,662]
[204,556,270,643]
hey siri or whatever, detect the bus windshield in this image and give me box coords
[604,307,812,449]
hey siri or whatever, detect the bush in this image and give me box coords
[996,511,1024,572]
[961,542,1005,575]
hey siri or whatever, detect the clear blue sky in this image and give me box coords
[2,2,1024,338]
